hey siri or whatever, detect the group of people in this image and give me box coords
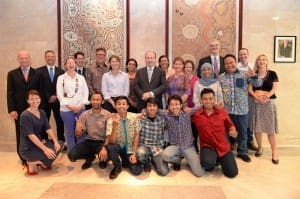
[7,39,279,179]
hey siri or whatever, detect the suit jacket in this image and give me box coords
[197,55,225,78]
[76,67,87,78]
[36,65,65,109]
[7,67,39,114]
[134,66,167,111]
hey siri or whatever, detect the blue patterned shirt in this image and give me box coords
[159,110,194,149]
[218,70,262,115]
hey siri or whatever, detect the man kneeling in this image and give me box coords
[192,88,238,178]
[68,92,110,170]
[106,96,142,179]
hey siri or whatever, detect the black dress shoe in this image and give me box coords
[237,154,251,163]
[173,163,181,171]
[272,159,279,165]
[99,161,107,169]
[247,142,258,151]
[109,167,122,179]
[81,155,96,170]
[143,162,151,172]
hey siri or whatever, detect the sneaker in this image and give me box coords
[173,163,181,171]
[237,154,251,163]
[99,161,107,169]
[109,167,122,179]
[143,162,151,172]
[81,155,96,170]
[247,142,258,151]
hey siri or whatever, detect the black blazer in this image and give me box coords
[36,65,65,108]
[197,55,225,78]
[7,67,39,114]
[134,66,167,111]
[76,67,87,78]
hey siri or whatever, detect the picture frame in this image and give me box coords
[274,36,297,63]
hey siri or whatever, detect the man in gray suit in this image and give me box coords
[134,51,167,112]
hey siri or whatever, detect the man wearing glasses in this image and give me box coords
[86,47,109,96]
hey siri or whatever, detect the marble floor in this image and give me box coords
[0,146,300,199]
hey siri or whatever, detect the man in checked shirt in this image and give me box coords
[137,98,169,176]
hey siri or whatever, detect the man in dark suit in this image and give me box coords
[74,51,87,78]
[7,50,39,165]
[134,51,167,112]
[197,39,225,78]
[37,50,65,142]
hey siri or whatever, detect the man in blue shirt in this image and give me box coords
[218,54,262,163]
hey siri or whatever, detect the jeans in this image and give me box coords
[229,114,248,155]
[68,139,104,162]
[107,144,142,176]
[60,110,85,152]
[162,145,204,177]
[137,145,169,176]
[200,147,238,178]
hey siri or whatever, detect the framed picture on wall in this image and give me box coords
[274,36,297,63]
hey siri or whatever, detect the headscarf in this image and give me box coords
[199,62,217,86]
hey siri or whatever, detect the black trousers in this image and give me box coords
[107,144,142,176]
[68,139,104,162]
[44,100,65,141]
[200,147,238,178]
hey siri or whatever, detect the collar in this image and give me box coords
[21,66,30,71]
[47,65,55,70]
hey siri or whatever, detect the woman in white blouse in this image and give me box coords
[56,57,89,151]
[102,55,129,112]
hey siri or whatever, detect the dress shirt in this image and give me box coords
[139,115,166,155]
[192,108,234,157]
[102,70,129,100]
[159,110,194,149]
[85,64,109,95]
[56,73,89,111]
[237,62,254,73]
[78,108,111,141]
[218,69,262,115]
[106,112,141,154]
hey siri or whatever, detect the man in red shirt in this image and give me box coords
[192,88,238,178]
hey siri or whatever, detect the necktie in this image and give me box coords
[49,67,54,82]
[122,119,129,154]
[77,69,82,75]
[148,67,153,83]
[213,57,219,75]
[23,69,28,81]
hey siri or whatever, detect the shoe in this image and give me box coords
[173,163,181,171]
[37,164,52,171]
[99,161,107,169]
[109,167,122,179]
[237,154,251,163]
[81,155,96,170]
[247,142,258,151]
[143,162,151,172]
[24,163,38,175]
[272,159,279,165]
[230,143,238,150]
[254,148,263,157]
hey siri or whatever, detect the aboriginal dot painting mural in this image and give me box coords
[61,0,124,67]
[172,0,237,66]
